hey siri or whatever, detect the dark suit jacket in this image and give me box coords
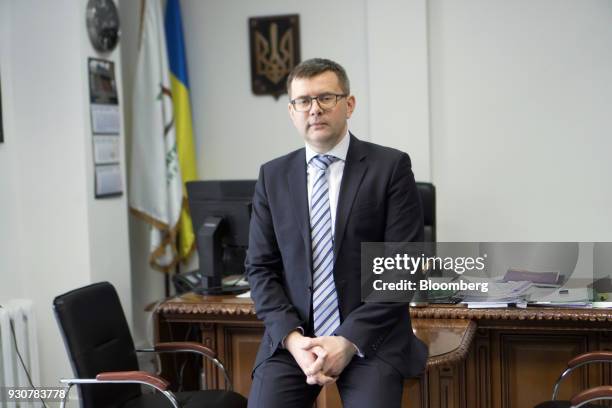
[246,134,428,378]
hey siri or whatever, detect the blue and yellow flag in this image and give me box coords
[165,0,198,260]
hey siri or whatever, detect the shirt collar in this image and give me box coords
[305,130,350,164]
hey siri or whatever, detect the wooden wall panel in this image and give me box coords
[496,333,588,408]
[402,377,424,408]
[224,326,263,397]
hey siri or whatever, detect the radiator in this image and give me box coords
[0,299,40,407]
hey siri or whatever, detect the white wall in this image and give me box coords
[429,0,612,241]
[0,0,131,391]
[179,0,430,181]
[0,0,22,297]
[366,0,431,180]
[181,0,370,179]
[1,0,92,387]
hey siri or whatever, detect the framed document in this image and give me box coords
[93,135,120,164]
[95,164,123,198]
[88,58,122,199]
[90,104,120,134]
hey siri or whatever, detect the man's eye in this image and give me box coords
[295,98,310,105]
[319,95,335,103]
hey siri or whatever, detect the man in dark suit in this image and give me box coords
[246,58,427,408]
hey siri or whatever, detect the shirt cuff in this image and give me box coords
[352,342,364,358]
[333,333,364,357]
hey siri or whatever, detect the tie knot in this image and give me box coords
[310,155,338,171]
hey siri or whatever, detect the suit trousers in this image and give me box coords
[247,349,403,408]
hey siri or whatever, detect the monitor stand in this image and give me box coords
[195,216,250,295]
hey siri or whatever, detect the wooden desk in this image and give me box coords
[155,294,612,408]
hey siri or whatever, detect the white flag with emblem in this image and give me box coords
[129,0,183,272]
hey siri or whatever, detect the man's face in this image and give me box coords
[288,71,355,152]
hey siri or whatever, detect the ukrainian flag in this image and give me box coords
[165,0,198,260]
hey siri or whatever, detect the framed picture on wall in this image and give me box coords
[88,58,118,105]
[249,14,300,99]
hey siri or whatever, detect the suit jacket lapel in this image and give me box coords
[287,149,313,278]
[334,135,368,264]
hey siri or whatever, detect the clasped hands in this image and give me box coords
[285,331,356,386]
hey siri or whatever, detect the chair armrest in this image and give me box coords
[570,385,612,408]
[567,351,612,368]
[154,341,217,360]
[552,351,612,400]
[137,341,233,391]
[96,370,170,391]
[59,371,180,408]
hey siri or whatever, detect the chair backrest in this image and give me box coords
[53,282,141,408]
[416,182,436,242]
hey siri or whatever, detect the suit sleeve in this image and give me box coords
[334,152,424,355]
[246,165,304,351]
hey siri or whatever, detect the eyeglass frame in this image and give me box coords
[289,93,348,112]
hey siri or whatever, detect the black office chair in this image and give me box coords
[53,282,247,408]
[534,351,612,408]
[416,182,436,242]
[409,182,436,305]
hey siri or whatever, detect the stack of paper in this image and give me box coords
[502,268,560,286]
[530,287,591,307]
[459,278,533,308]
[461,279,532,302]
[466,302,527,309]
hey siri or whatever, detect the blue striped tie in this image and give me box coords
[310,154,341,337]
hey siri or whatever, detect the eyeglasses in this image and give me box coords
[290,93,347,112]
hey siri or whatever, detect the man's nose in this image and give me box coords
[309,98,323,115]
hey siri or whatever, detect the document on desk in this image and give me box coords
[502,268,560,286]
[466,302,518,309]
[236,290,251,298]
[460,278,532,303]
[530,287,591,307]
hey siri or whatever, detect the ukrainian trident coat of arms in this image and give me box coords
[249,15,301,99]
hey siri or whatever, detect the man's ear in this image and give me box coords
[288,102,295,120]
[346,95,356,119]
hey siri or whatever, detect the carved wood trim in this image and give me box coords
[158,295,612,323]
[410,307,612,322]
[158,301,256,316]
[427,321,477,368]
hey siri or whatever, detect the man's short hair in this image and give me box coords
[286,58,350,97]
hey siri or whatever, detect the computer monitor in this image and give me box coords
[186,180,256,295]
